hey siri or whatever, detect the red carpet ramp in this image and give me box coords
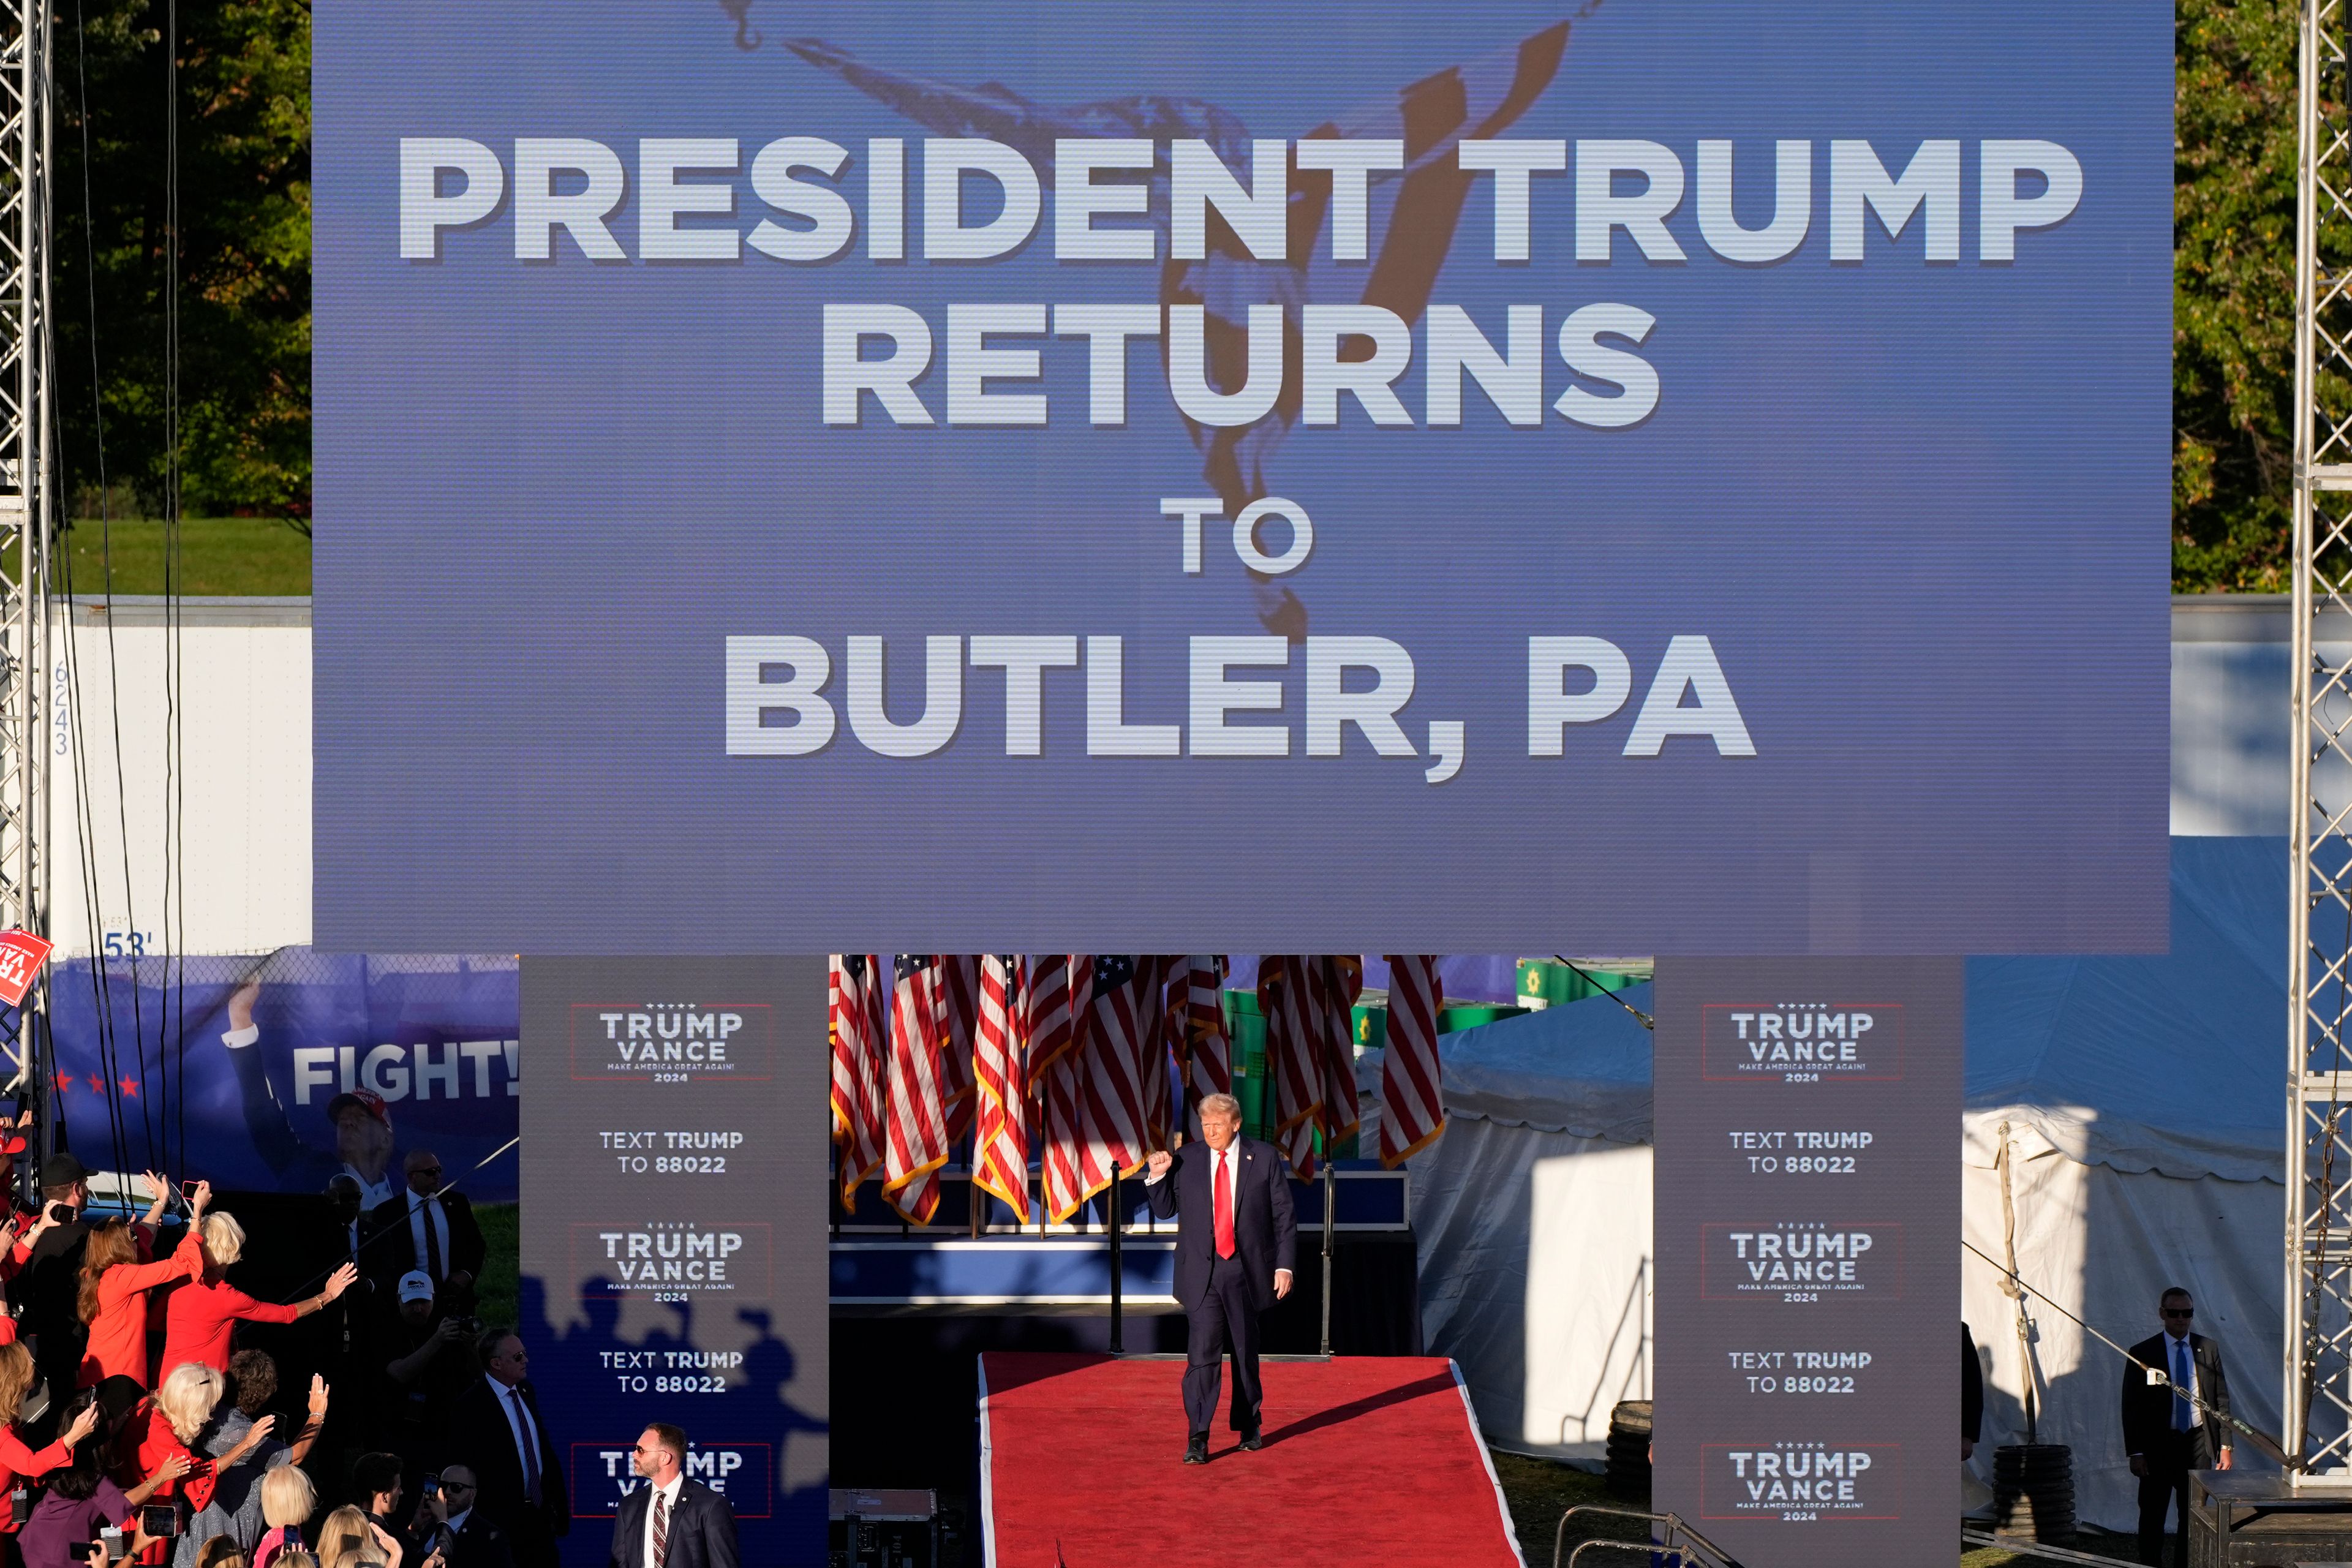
[979,1352,1524,1568]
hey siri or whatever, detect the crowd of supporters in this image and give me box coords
[0,1140,564,1568]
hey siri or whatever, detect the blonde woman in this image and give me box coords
[314,1506,390,1568]
[252,1464,316,1568]
[0,1341,100,1485]
[159,1214,356,1374]
[125,1365,274,1567]
[193,1540,246,1568]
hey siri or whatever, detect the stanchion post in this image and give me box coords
[1320,1158,1336,1357]
[1109,1162,1125,1355]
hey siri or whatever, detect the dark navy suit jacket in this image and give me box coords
[608,1479,739,1568]
[1143,1137,1298,1313]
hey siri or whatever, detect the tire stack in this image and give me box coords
[1991,1444,2077,1547]
[1605,1400,1652,1499]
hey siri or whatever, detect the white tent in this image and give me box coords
[1370,837,2290,1531]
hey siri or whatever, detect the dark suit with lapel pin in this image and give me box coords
[608,1478,739,1568]
[1144,1136,1297,1442]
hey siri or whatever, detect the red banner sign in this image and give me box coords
[0,930,55,1008]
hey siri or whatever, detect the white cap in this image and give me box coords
[396,1270,434,1304]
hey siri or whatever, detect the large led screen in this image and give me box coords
[314,0,2171,954]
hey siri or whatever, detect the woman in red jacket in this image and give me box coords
[159,1213,355,1375]
[0,1340,102,1553]
[78,1182,211,1389]
[124,1363,275,1567]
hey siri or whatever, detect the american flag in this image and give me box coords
[1379,955,1447,1166]
[1030,955,1090,1224]
[1320,954,1365,1149]
[937,955,980,1144]
[1259,956,1315,1177]
[1166,955,1231,1110]
[829,954,889,1202]
[767,21,1574,638]
[1261,954,1362,1180]
[973,955,1031,1223]
[1074,956,1163,1199]
[883,954,953,1224]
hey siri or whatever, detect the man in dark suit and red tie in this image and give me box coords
[1143,1091,1298,1464]
[2120,1286,2233,1567]
[609,1422,739,1568]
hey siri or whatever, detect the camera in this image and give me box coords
[421,1472,440,1501]
[45,1202,72,1225]
[139,1502,182,1540]
[450,1315,484,1338]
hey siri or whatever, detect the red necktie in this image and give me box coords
[1214,1149,1235,1259]
[653,1488,669,1568]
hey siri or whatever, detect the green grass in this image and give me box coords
[56,516,311,595]
[474,1200,519,1332]
[1491,1450,1648,1567]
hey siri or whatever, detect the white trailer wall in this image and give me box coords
[47,597,312,957]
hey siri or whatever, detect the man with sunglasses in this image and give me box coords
[363,1148,486,1310]
[2121,1287,2232,1566]
[417,1464,515,1568]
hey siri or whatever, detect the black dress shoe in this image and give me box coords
[1237,1430,1264,1452]
[1184,1433,1209,1464]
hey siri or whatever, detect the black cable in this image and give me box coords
[161,0,185,1183]
[58,0,134,1189]
[1548,955,1654,1030]
[277,1137,522,1301]
[1963,1237,2294,1468]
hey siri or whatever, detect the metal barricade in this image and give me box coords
[1552,1506,1744,1568]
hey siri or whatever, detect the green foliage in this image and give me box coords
[474,1201,519,1333]
[55,0,311,521]
[2174,0,2298,592]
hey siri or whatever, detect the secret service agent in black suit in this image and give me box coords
[363,1148,488,1305]
[609,1423,739,1568]
[454,1333,570,1568]
[1143,1093,1297,1464]
[2120,1287,2233,1567]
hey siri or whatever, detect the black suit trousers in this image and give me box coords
[2135,1428,2214,1567]
[1182,1254,1264,1437]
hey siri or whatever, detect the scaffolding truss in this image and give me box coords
[0,0,51,1116]
[2293,0,2352,1479]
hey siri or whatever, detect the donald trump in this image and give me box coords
[1143,1093,1298,1463]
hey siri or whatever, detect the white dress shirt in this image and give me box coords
[1145,1143,1285,1276]
[642,1472,685,1567]
[344,1164,397,1211]
[494,1379,543,1504]
[407,1189,452,1278]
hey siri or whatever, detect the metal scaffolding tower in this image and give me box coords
[0,0,52,1128]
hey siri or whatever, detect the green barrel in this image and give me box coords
[1516,959,1640,1009]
